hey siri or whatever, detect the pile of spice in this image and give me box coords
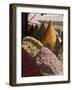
[35,47,63,76]
[22,36,43,58]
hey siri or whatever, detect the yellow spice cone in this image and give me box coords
[41,21,57,48]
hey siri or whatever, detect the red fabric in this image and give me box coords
[22,48,41,77]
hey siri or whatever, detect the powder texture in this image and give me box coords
[35,47,63,76]
[22,36,43,57]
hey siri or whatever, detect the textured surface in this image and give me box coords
[22,36,43,57]
[35,47,63,76]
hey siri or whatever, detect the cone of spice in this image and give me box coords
[28,25,34,36]
[41,21,57,48]
[39,23,46,40]
[32,24,39,39]
[27,24,34,36]
[28,24,39,40]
